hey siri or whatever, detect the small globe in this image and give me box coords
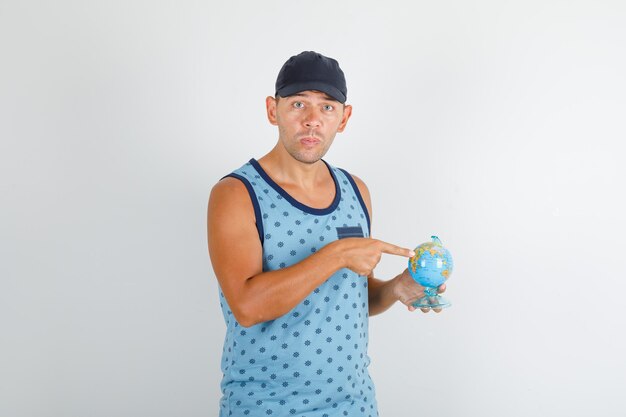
[408,236,454,289]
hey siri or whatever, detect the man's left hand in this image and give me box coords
[392,268,446,313]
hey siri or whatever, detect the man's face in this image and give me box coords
[266,90,352,164]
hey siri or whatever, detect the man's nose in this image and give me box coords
[303,108,321,128]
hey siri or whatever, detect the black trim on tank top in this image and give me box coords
[248,158,341,216]
[337,168,371,235]
[220,173,265,245]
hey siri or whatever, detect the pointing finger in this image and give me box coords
[377,240,415,258]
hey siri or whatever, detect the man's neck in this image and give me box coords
[257,147,329,191]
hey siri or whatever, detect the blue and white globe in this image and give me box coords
[407,236,454,308]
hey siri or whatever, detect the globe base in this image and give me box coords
[411,287,451,309]
[411,295,451,309]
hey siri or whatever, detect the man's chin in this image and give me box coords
[292,152,326,165]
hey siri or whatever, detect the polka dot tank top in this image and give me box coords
[218,158,379,417]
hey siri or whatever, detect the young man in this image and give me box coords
[207,51,444,417]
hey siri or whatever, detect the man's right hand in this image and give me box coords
[329,238,415,276]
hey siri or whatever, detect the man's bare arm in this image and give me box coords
[207,177,413,327]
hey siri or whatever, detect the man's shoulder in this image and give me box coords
[212,159,256,195]
[348,173,370,206]
[210,159,258,210]
[330,163,369,194]
[330,165,372,219]
[212,175,247,193]
[348,172,367,189]
[208,176,257,227]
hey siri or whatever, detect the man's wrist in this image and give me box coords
[318,239,346,272]
[388,273,403,302]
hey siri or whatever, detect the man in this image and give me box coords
[207,51,444,417]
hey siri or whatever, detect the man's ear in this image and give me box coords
[266,96,278,126]
[336,104,352,133]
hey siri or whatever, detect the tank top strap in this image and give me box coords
[331,165,371,236]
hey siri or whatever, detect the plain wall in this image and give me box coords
[1,1,625,416]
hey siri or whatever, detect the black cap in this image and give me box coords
[275,51,347,103]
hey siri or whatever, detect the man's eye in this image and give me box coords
[293,102,304,109]
[323,105,334,111]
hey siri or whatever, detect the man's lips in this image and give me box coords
[300,137,321,146]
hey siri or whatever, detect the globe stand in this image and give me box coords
[411,287,451,309]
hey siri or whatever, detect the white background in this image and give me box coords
[2,1,625,416]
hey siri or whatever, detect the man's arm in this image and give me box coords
[349,175,444,315]
[207,177,413,327]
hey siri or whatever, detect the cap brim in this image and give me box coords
[276,81,346,103]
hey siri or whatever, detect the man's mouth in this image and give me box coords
[300,137,321,146]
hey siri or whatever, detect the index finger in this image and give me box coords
[376,240,415,258]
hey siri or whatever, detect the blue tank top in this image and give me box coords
[217,158,378,417]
